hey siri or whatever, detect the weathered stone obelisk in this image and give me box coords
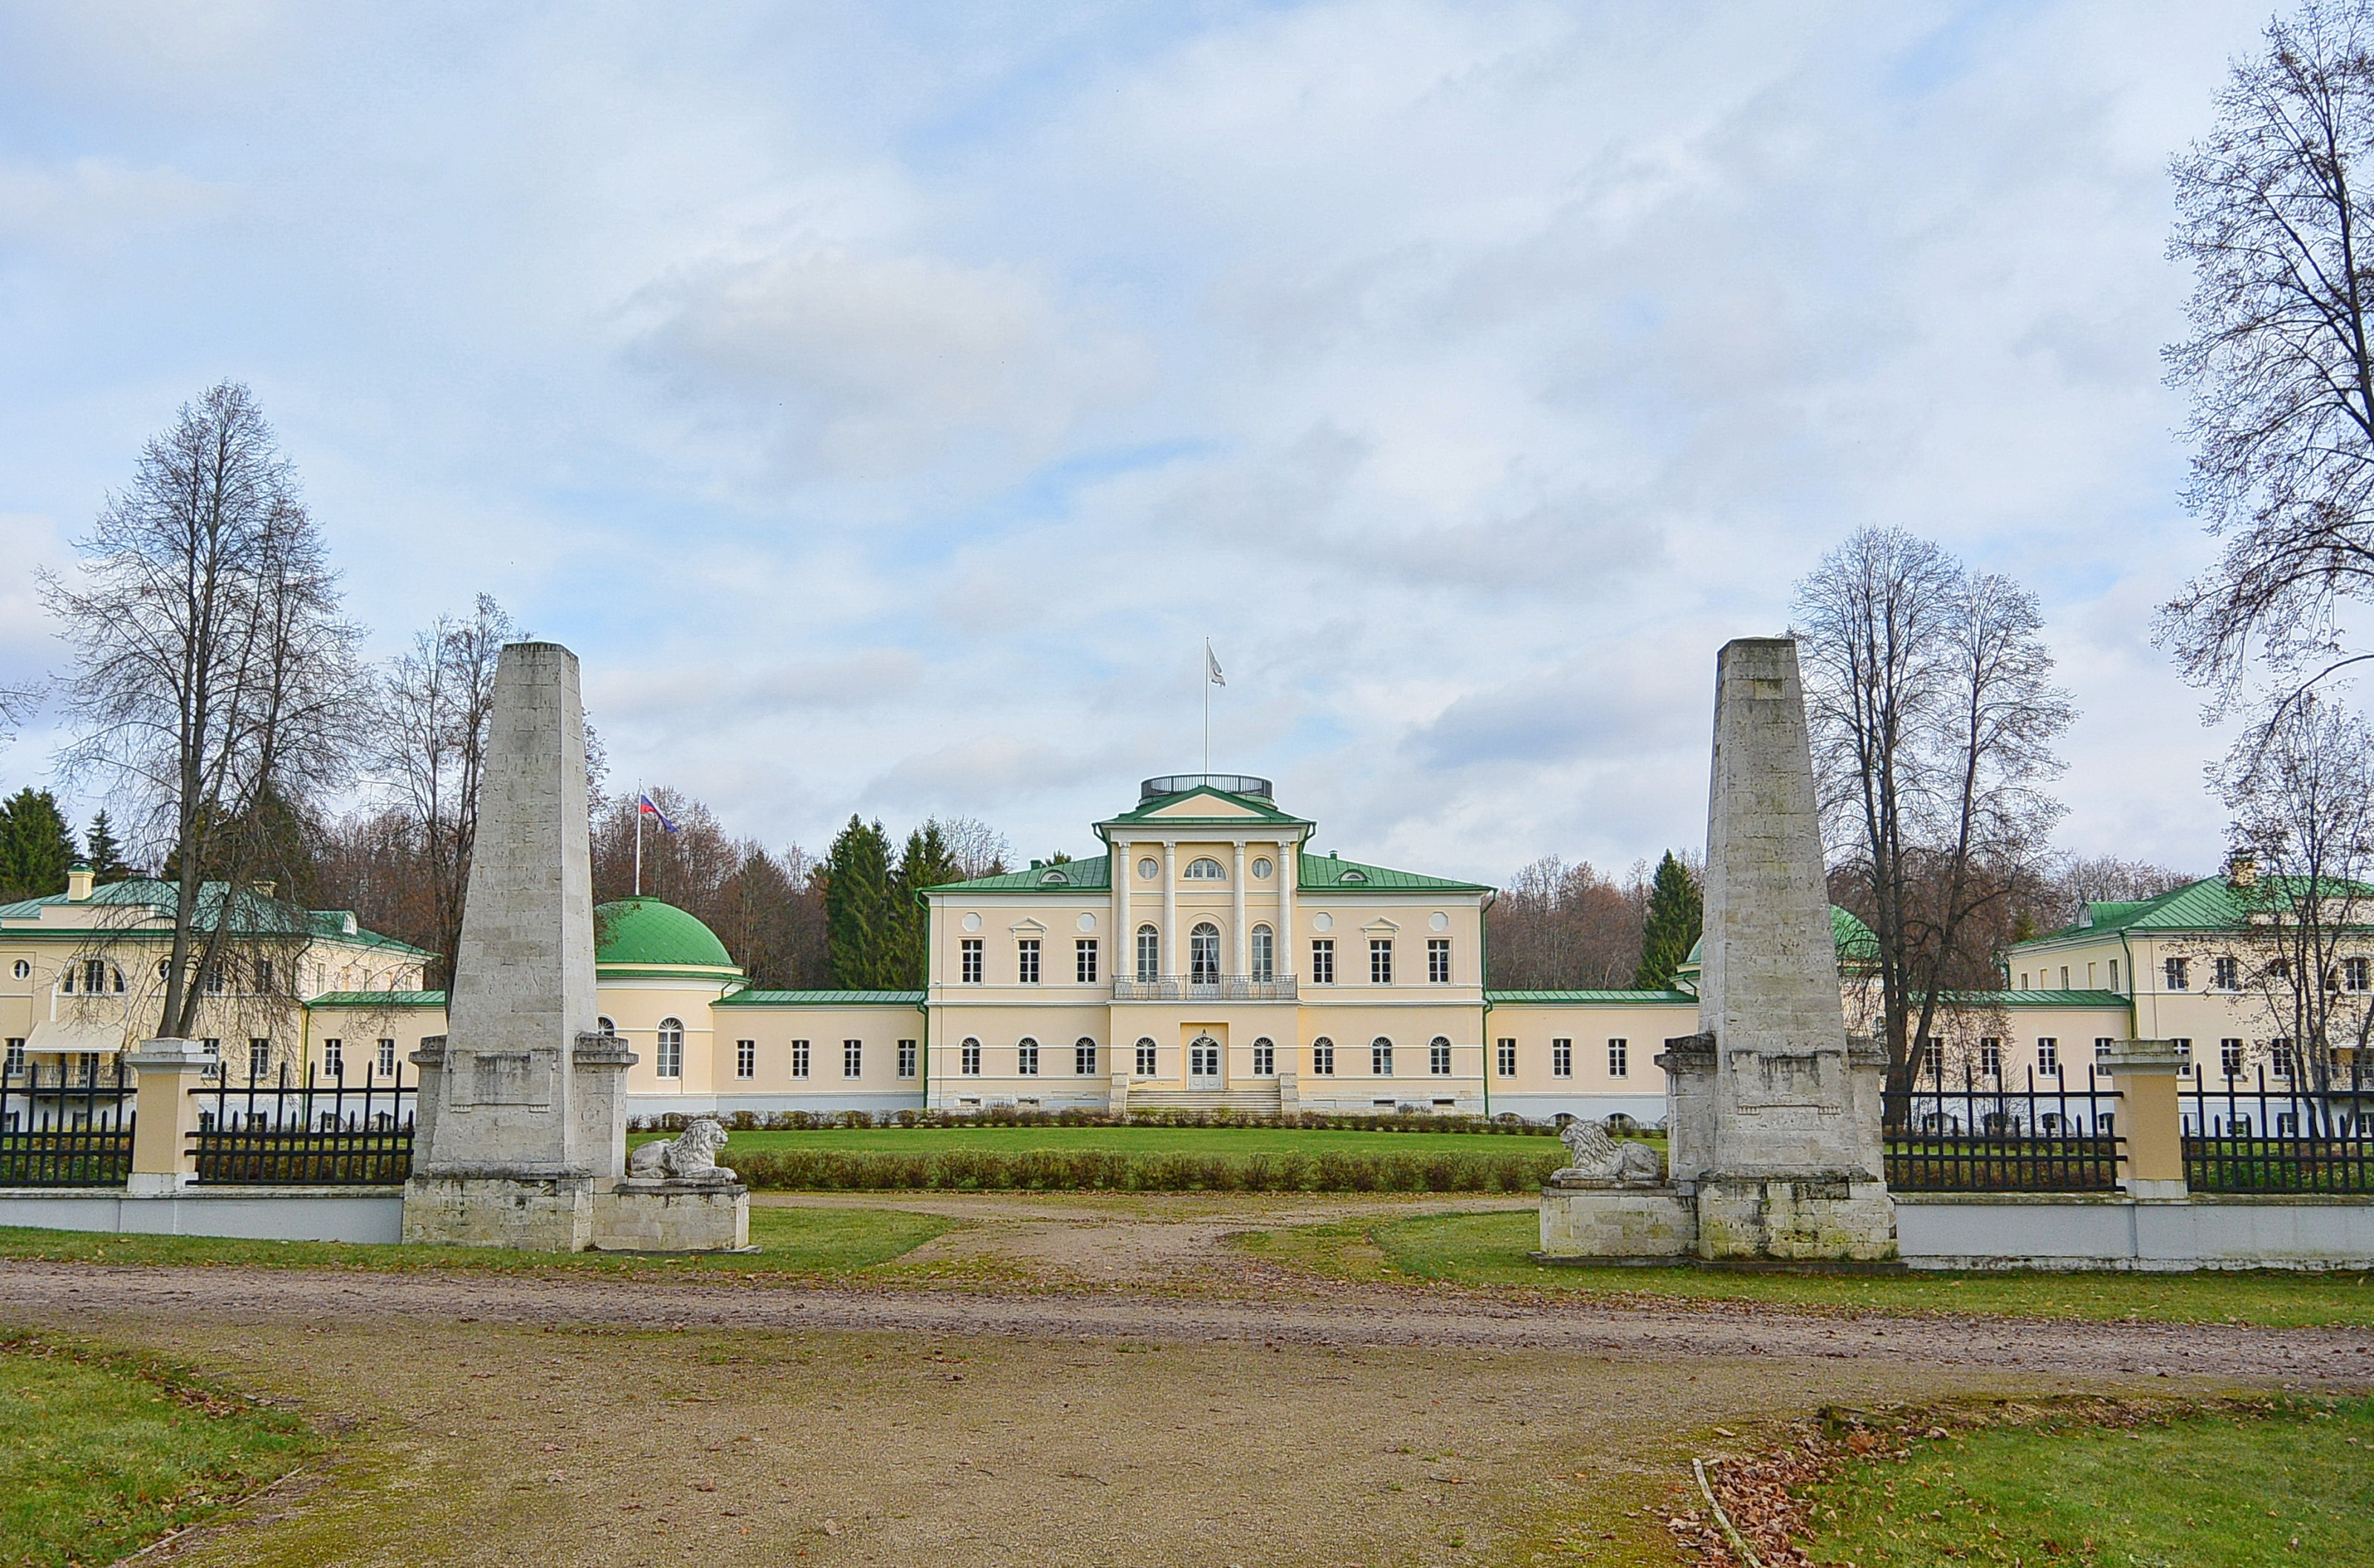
[401,642,633,1249]
[1663,637,1895,1261]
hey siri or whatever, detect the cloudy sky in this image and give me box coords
[0,1,2274,883]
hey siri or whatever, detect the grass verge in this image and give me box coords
[641,1124,1561,1156]
[1791,1395,2374,1567]
[723,1142,1561,1192]
[0,1204,951,1277]
[0,1333,318,1567]
[1236,1209,2374,1326]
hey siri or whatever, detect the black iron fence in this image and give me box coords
[1885,1061,2123,1191]
[2185,1059,2373,1194]
[0,1060,137,1186]
[188,1062,415,1185]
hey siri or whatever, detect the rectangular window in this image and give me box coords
[1136,926,1158,982]
[2277,1111,2300,1136]
[1075,1041,1097,1075]
[2271,1039,2295,1078]
[1552,1038,1572,1078]
[377,1039,397,1076]
[323,1038,343,1078]
[248,1039,272,1081]
[2349,957,2371,992]
[2059,965,2070,989]
[844,1040,863,1078]
[254,959,273,994]
[1017,939,1040,984]
[2214,955,2240,990]
[1369,939,1392,984]
[961,1040,982,1075]
[792,1039,811,1078]
[1607,1039,1628,1078]
[898,1039,917,1078]
[2094,1038,2115,1069]
[961,940,983,984]
[2036,1038,2059,1075]
[2109,958,2120,991]
[1921,1041,1942,1078]
[2171,1037,2193,1076]
[1427,939,1450,983]
[1135,1041,1157,1075]
[1252,1040,1275,1075]
[2220,1038,2245,1078]
[2163,956,2189,991]
[1251,926,1274,981]
[3,1039,21,1077]
[1311,939,1335,984]
[1076,939,1098,983]
[1979,1038,2002,1078]
[1428,1040,1451,1074]
[1312,1040,1335,1075]
[736,1039,755,1079]
[1017,1039,1039,1075]
[1496,1038,1516,1077]
[1372,1041,1393,1075]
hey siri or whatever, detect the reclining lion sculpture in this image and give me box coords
[627,1115,737,1183]
[1553,1119,1664,1186]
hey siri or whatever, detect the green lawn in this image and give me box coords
[634,1124,1560,1156]
[1235,1209,2374,1328]
[0,1334,318,1567]
[1804,1397,2374,1566]
[0,1205,951,1277]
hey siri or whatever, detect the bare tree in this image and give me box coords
[43,382,366,1043]
[2197,692,2374,1115]
[936,816,1012,882]
[2162,2,2374,707]
[1797,528,2074,1127]
[375,595,518,989]
[1484,855,1646,989]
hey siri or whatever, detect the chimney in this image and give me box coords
[66,863,93,902]
[2228,851,2258,889]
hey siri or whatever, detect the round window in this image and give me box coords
[961,912,983,932]
[1137,857,1159,880]
[10,960,25,979]
[1430,911,1450,932]
[1252,857,1272,879]
[1312,912,1334,932]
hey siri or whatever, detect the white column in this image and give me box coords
[1232,842,1249,978]
[1112,837,1130,989]
[1280,840,1298,982]
[1162,841,1178,981]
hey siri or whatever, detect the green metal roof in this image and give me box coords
[1680,905,1876,971]
[1487,989,1696,1004]
[926,855,1111,895]
[1099,785,1313,827]
[594,898,739,971]
[716,989,925,1007]
[2021,876,2374,948]
[1295,852,1488,894]
[307,990,448,1008]
[1957,989,2131,1008]
[0,879,432,957]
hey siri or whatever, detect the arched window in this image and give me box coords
[597,1016,616,1035]
[1311,1036,1335,1075]
[1134,1036,1158,1075]
[1371,1036,1394,1076]
[960,1037,982,1075]
[1184,857,1225,880]
[1251,1036,1276,1075]
[656,1018,683,1078]
[1429,1035,1453,1075]
[1017,1037,1040,1075]
[1136,924,1159,982]
[1074,1036,1098,1075]
[1251,923,1275,982]
[1190,922,1220,983]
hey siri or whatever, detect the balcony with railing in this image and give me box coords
[1111,975,1299,1002]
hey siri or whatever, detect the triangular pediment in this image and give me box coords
[1364,917,1401,935]
[1144,792,1265,819]
[1008,917,1048,935]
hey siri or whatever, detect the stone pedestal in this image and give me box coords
[594,1179,749,1252]
[124,1038,212,1197]
[401,1172,595,1251]
[2107,1041,2190,1200]
[1694,1175,1898,1262]
[1536,1178,1697,1262]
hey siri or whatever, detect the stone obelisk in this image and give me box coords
[1664,637,1895,1260]
[402,642,631,1249]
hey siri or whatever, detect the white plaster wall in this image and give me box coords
[0,1187,404,1242]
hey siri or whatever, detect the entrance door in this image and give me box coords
[1188,1035,1223,1089]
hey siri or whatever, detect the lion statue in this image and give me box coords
[628,1116,737,1183]
[1553,1119,1664,1185]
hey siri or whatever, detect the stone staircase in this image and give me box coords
[1120,1084,1283,1118]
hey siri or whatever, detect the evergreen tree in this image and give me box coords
[888,822,962,986]
[823,816,895,988]
[0,788,79,902]
[1631,851,1703,990]
[83,811,134,883]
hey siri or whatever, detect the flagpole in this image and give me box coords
[1203,640,1211,777]
[634,780,643,898]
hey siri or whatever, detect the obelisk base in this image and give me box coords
[402,1172,596,1251]
[594,1179,750,1252]
[1535,1179,1697,1263]
[1693,1175,1897,1262]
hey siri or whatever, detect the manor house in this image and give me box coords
[4,774,2353,1129]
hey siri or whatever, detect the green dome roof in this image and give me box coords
[594,898,737,972]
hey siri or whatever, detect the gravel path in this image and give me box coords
[5,1259,2368,1386]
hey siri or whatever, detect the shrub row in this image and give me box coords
[726,1145,1566,1193]
[631,1108,1565,1136]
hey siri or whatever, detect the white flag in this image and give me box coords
[1206,644,1225,687]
